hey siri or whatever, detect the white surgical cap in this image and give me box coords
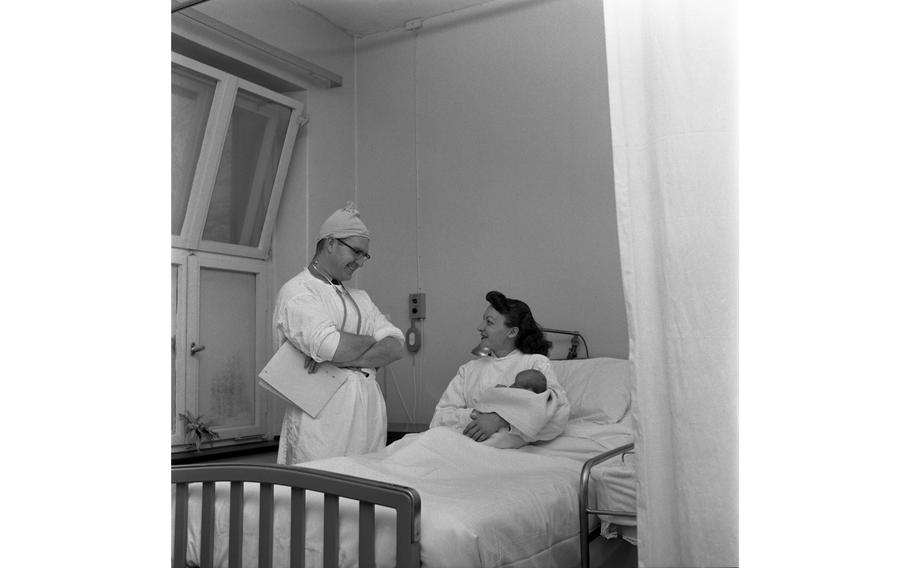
[318,201,370,240]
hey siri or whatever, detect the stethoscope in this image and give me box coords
[309,261,363,335]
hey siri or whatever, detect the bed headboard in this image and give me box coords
[550,357,632,424]
[542,327,589,360]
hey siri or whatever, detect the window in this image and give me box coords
[172,251,270,448]
[171,53,304,260]
[171,53,303,450]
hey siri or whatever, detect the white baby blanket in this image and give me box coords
[474,387,564,442]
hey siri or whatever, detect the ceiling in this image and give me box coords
[288,0,500,37]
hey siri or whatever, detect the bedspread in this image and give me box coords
[308,427,585,567]
[178,427,590,567]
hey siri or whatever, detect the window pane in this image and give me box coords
[172,64,216,236]
[202,89,291,247]
[197,267,257,429]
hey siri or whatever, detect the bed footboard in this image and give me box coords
[172,463,421,568]
[578,442,635,568]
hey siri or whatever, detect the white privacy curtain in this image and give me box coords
[602,1,737,566]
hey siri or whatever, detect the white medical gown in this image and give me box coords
[272,269,404,464]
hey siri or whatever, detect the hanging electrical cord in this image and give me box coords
[385,365,414,423]
[412,27,423,424]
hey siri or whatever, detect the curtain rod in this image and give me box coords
[173,8,343,89]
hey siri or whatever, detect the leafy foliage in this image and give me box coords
[179,410,221,451]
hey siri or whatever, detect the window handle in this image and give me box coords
[190,342,206,355]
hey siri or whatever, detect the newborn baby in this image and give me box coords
[500,368,548,394]
[475,369,552,449]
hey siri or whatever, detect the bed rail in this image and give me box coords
[172,463,421,568]
[578,442,635,568]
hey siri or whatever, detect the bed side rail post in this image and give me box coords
[578,442,634,568]
[173,482,188,568]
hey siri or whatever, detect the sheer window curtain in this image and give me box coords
[601,1,737,566]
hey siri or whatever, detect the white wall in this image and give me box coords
[355,0,628,424]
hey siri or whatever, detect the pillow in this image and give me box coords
[550,357,631,423]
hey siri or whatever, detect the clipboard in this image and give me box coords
[257,342,349,418]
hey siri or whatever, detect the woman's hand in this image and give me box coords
[463,412,508,442]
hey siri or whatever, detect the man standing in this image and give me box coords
[272,202,404,464]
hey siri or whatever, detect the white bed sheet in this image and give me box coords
[177,424,635,567]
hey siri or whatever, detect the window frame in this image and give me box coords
[173,251,272,448]
[171,52,305,260]
[172,249,189,446]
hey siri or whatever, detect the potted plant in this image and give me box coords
[179,411,220,451]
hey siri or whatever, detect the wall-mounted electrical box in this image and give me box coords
[409,293,426,319]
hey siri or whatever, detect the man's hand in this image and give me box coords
[462,412,508,442]
[304,354,320,374]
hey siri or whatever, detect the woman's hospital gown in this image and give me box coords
[429,350,570,441]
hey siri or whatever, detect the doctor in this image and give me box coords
[272,202,405,464]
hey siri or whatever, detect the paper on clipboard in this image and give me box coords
[258,342,348,418]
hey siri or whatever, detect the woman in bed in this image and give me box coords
[429,290,570,444]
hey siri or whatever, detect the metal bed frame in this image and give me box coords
[579,442,636,568]
[172,444,635,568]
[172,463,421,568]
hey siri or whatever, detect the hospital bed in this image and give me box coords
[171,356,636,567]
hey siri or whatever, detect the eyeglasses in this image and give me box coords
[336,238,371,261]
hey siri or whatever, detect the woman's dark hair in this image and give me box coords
[485,290,551,356]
